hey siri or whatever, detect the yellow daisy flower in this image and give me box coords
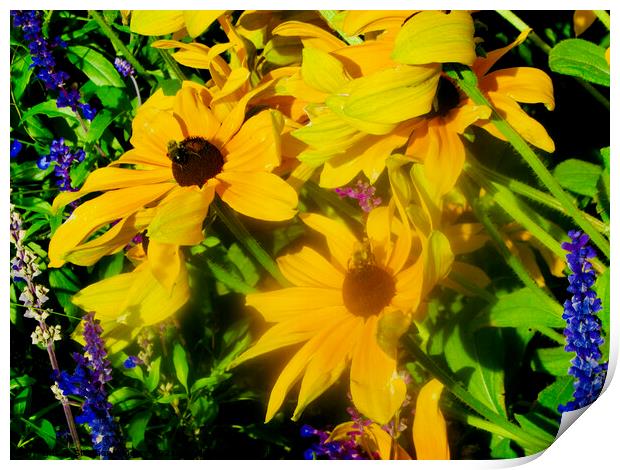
[231,206,426,424]
[271,10,477,188]
[405,28,555,198]
[71,241,189,354]
[326,379,450,460]
[48,81,298,270]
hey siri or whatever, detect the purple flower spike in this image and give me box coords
[558,231,607,413]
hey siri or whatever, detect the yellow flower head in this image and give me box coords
[48,81,298,269]
[231,206,426,424]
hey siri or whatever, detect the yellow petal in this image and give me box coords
[173,85,220,140]
[332,41,398,77]
[392,11,476,66]
[337,65,440,126]
[605,47,610,65]
[392,256,424,314]
[130,10,184,36]
[223,110,282,173]
[342,10,415,36]
[131,107,185,158]
[72,271,139,320]
[48,183,176,268]
[412,379,450,459]
[574,10,597,36]
[231,308,350,368]
[147,186,214,245]
[443,223,488,255]
[299,213,358,271]
[265,319,344,422]
[441,261,491,295]
[480,67,555,111]
[481,91,555,153]
[216,171,297,221]
[64,211,154,266]
[113,149,171,168]
[52,167,172,213]
[152,40,232,69]
[473,29,531,78]
[277,246,344,288]
[147,241,182,293]
[274,21,346,52]
[183,10,225,37]
[301,48,351,94]
[421,230,454,298]
[293,316,363,420]
[350,316,406,424]
[246,288,344,323]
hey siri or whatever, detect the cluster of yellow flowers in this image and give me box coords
[48,10,561,458]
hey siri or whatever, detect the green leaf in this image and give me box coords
[66,45,124,87]
[476,288,565,329]
[513,413,556,453]
[553,159,602,197]
[444,323,506,416]
[227,243,260,286]
[156,393,186,404]
[145,357,161,393]
[21,100,80,123]
[159,78,182,96]
[206,259,255,295]
[96,251,126,279]
[128,410,151,449]
[10,374,36,390]
[32,419,56,450]
[549,39,610,86]
[173,343,189,392]
[86,109,116,143]
[13,388,31,417]
[490,435,518,459]
[108,387,144,406]
[11,51,35,103]
[48,267,81,317]
[594,268,610,362]
[537,375,575,413]
[531,347,572,376]
[189,396,218,427]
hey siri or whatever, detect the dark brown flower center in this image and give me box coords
[167,137,224,188]
[342,264,396,317]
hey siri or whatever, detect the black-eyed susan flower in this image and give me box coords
[404,28,555,198]
[70,241,189,354]
[272,10,477,189]
[231,206,429,424]
[48,80,298,270]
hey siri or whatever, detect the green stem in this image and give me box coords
[448,64,610,259]
[594,10,611,30]
[157,48,187,81]
[319,10,363,45]
[464,165,566,260]
[496,10,610,110]
[404,335,551,452]
[88,10,148,77]
[536,326,565,345]
[461,175,561,311]
[212,199,290,287]
[466,160,609,236]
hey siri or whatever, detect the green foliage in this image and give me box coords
[553,159,602,197]
[549,38,610,86]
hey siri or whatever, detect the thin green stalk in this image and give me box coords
[466,160,609,236]
[496,10,610,110]
[88,10,148,76]
[319,10,363,45]
[461,175,561,311]
[404,335,551,452]
[594,10,611,30]
[464,165,566,260]
[212,198,289,287]
[448,65,610,259]
[157,48,187,81]
[537,326,565,345]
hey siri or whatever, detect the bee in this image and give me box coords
[348,236,375,271]
[166,138,205,165]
